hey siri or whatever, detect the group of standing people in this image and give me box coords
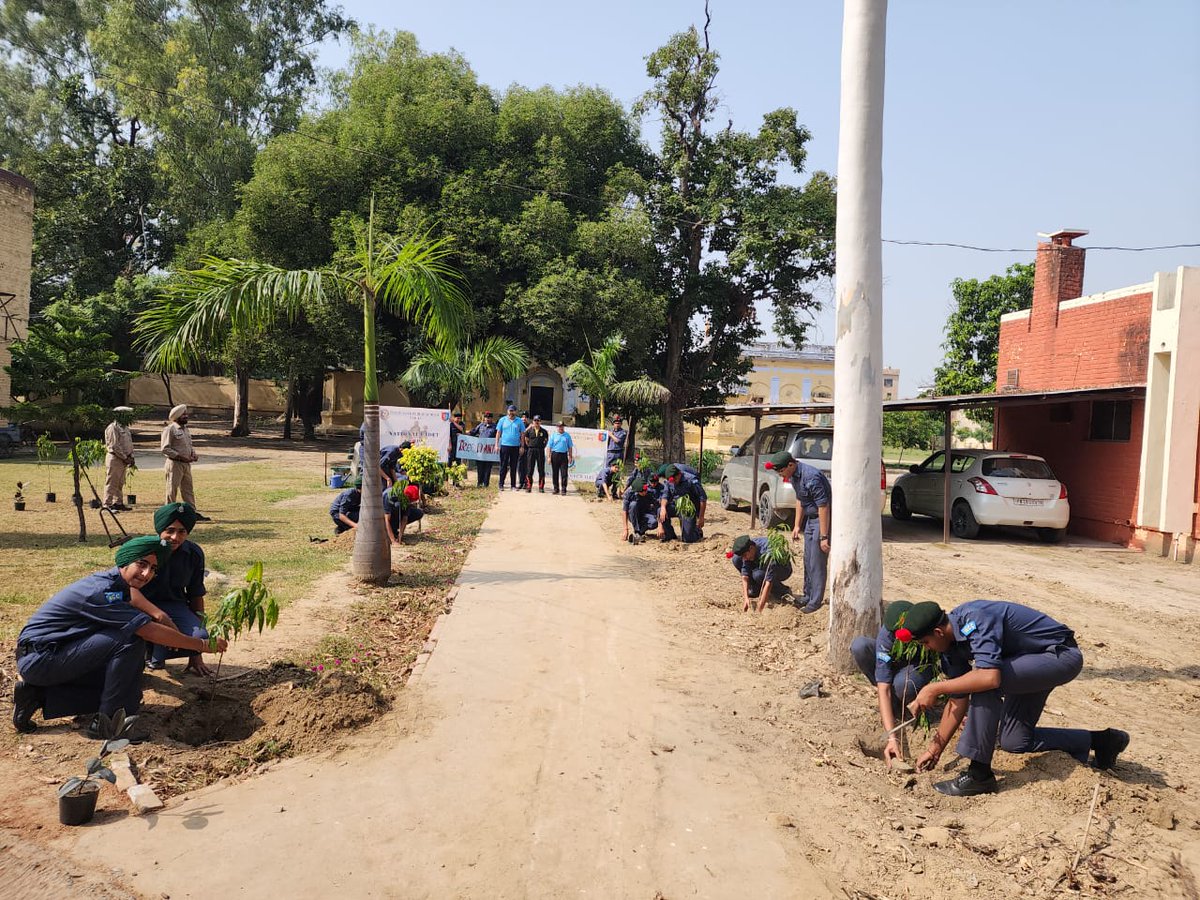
[101,404,209,521]
[456,407,579,495]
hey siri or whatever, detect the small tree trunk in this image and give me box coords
[231,366,251,437]
[282,374,295,441]
[662,401,685,464]
[160,373,174,408]
[299,376,321,440]
[70,432,87,542]
[625,413,638,463]
[351,288,392,584]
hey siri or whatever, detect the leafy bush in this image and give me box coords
[400,446,444,491]
[445,462,468,487]
[687,449,724,483]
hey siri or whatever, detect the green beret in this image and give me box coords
[882,600,913,632]
[630,476,646,493]
[115,535,170,569]
[765,451,795,470]
[901,601,945,639]
[662,464,679,478]
[731,535,752,555]
[154,502,199,534]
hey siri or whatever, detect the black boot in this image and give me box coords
[935,762,998,797]
[1091,728,1130,769]
[12,681,44,733]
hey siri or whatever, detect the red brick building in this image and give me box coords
[994,230,1199,561]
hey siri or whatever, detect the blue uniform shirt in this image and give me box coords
[940,600,1076,677]
[142,541,206,609]
[547,431,573,453]
[733,537,771,577]
[622,485,658,517]
[607,426,628,457]
[472,422,498,439]
[19,568,152,644]
[665,472,705,509]
[330,488,362,523]
[789,462,832,518]
[496,416,524,447]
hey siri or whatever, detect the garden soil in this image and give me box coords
[1,428,1197,897]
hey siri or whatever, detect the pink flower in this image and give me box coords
[317,664,324,672]
[333,658,341,666]
[351,657,359,664]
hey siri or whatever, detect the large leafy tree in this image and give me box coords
[565,334,669,428]
[634,15,837,460]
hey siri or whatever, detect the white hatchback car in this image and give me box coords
[890,449,1070,542]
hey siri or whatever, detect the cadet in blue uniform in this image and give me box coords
[727,534,793,612]
[472,412,497,486]
[496,406,524,491]
[329,477,363,533]
[850,600,936,766]
[621,476,660,544]
[143,503,211,676]
[383,483,424,545]
[379,440,412,487]
[12,536,228,736]
[900,600,1130,796]
[595,460,621,499]
[605,414,628,464]
[547,422,575,495]
[657,463,706,543]
[764,451,831,614]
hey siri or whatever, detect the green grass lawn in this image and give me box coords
[0,458,348,640]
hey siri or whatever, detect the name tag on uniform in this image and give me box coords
[103,590,126,605]
[961,620,978,636]
[876,651,891,663]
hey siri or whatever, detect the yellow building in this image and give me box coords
[684,341,899,451]
[0,169,34,421]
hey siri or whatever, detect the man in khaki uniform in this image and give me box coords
[103,406,136,510]
[161,404,200,509]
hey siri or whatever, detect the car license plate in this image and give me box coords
[1013,498,1043,506]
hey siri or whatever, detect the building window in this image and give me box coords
[883,377,893,387]
[1088,400,1132,442]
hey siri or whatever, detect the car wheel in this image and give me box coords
[890,486,912,521]
[950,500,980,539]
[758,489,777,527]
[1036,527,1066,544]
[719,478,736,510]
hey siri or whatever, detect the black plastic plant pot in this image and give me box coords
[46,492,56,503]
[126,494,136,506]
[58,784,99,826]
[13,501,24,511]
[89,499,102,509]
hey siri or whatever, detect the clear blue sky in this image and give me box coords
[315,1,1199,397]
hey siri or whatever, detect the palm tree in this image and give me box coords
[136,199,469,583]
[402,336,531,412]
[566,333,670,425]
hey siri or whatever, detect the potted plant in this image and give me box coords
[125,462,137,506]
[36,432,58,502]
[57,709,136,826]
[14,481,25,512]
[69,438,106,508]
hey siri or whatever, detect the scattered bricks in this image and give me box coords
[127,784,164,814]
[108,753,139,792]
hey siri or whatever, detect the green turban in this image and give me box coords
[882,600,913,632]
[731,535,752,555]
[900,601,945,640]
[154,502,199,534]
[115,535,170,569]
[765,451,795,471]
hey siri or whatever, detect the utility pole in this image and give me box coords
[828,0,887,670]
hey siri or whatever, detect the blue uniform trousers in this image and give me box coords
[149,601,209,665]
[850,635,931,714]
[498,446,520,488]
[386,505,424,534]
[742,563,793,598]
[659,515,703,543]
[17,630,145,719]
[627,507,658,536]
[799,515,828,609]
[956,644,1090,765]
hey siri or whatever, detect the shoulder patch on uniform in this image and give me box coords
[961,620,978,636]
[876,651,891,663]
[103,590,125,605]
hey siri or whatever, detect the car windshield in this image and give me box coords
[793,434,833,460]
[982,456,1056,479]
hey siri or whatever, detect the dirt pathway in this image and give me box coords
[68,487,835,899]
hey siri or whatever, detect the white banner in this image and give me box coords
[378,406,451,463]
[455,433,499,462]
[565,427,610,482]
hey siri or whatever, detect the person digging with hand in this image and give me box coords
[141,502,213,677]
[12,535,228,739]
[899,600,1130,796]
[727,534,794,612]
[763,451,830,614]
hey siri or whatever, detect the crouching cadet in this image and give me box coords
[621,476,659,544]
[900,600,1130,796]
[727,534,793,612]
[658,464,706,543]
[143,503,211,675]
[12,536,228,736]
[329,476,363,533]
[850,600,936,766]
[383,483,423,545]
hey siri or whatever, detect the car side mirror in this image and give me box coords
[909,464,920,474]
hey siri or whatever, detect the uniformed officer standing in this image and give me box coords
[161,404,202,511]
[727,534,794,612]
[495,406,524,491]
[621,476,660,544]
[547,422,575,495]
[901,599,1130,796]
[103,406,136,510]
[12,535,228,736]
[329,477,363,533]
[764,451,830,614]
[143,503,211,676]
[449,411,465,464]
[472,412,498,487]
[606,414,628,464]
[657,463,706,542]
[523,415,550,492]
[516,412,533,489]
[849,600,936,766]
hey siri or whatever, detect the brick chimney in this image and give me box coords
[1031,229,1087,331]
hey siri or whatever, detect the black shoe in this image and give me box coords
[13,681,44,733]
[631,534,642,545]
[801,602,823,615]
[86,715,150,743]
[552,489,559,495]
[195,514,212,522]
[934,770,998,797]
[1092,728,1130,769]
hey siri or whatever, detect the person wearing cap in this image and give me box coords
[606,414,628,464]
[595,459,621,499]
[449,411,465,465]
[547,422,575,495]
[379,440,412,488]
[849,600,937,766]
[657,463,707,543]
[471,412,498,487]
[764,450,830,614]
[383,482,424,545]
[103,406,137,510]
[495,406,524,491]
[142,503,211,675]
[160,404,201,510]
[727,534,794,612]
[621,476,660,544]
[12,536,228,737]
[523,415,550,493]
[899,600,1130,796]
[329,476,363,533]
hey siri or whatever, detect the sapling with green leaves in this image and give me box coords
[445,462,468,488]
[201,562,280,696]
[763,525,795,567]
[58,709,137,799]
[674,494,697,520]
[890,627,941,733]
[36,432,58,496]
[634,454,655,475]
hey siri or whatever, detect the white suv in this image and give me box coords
[719,425,834,525]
